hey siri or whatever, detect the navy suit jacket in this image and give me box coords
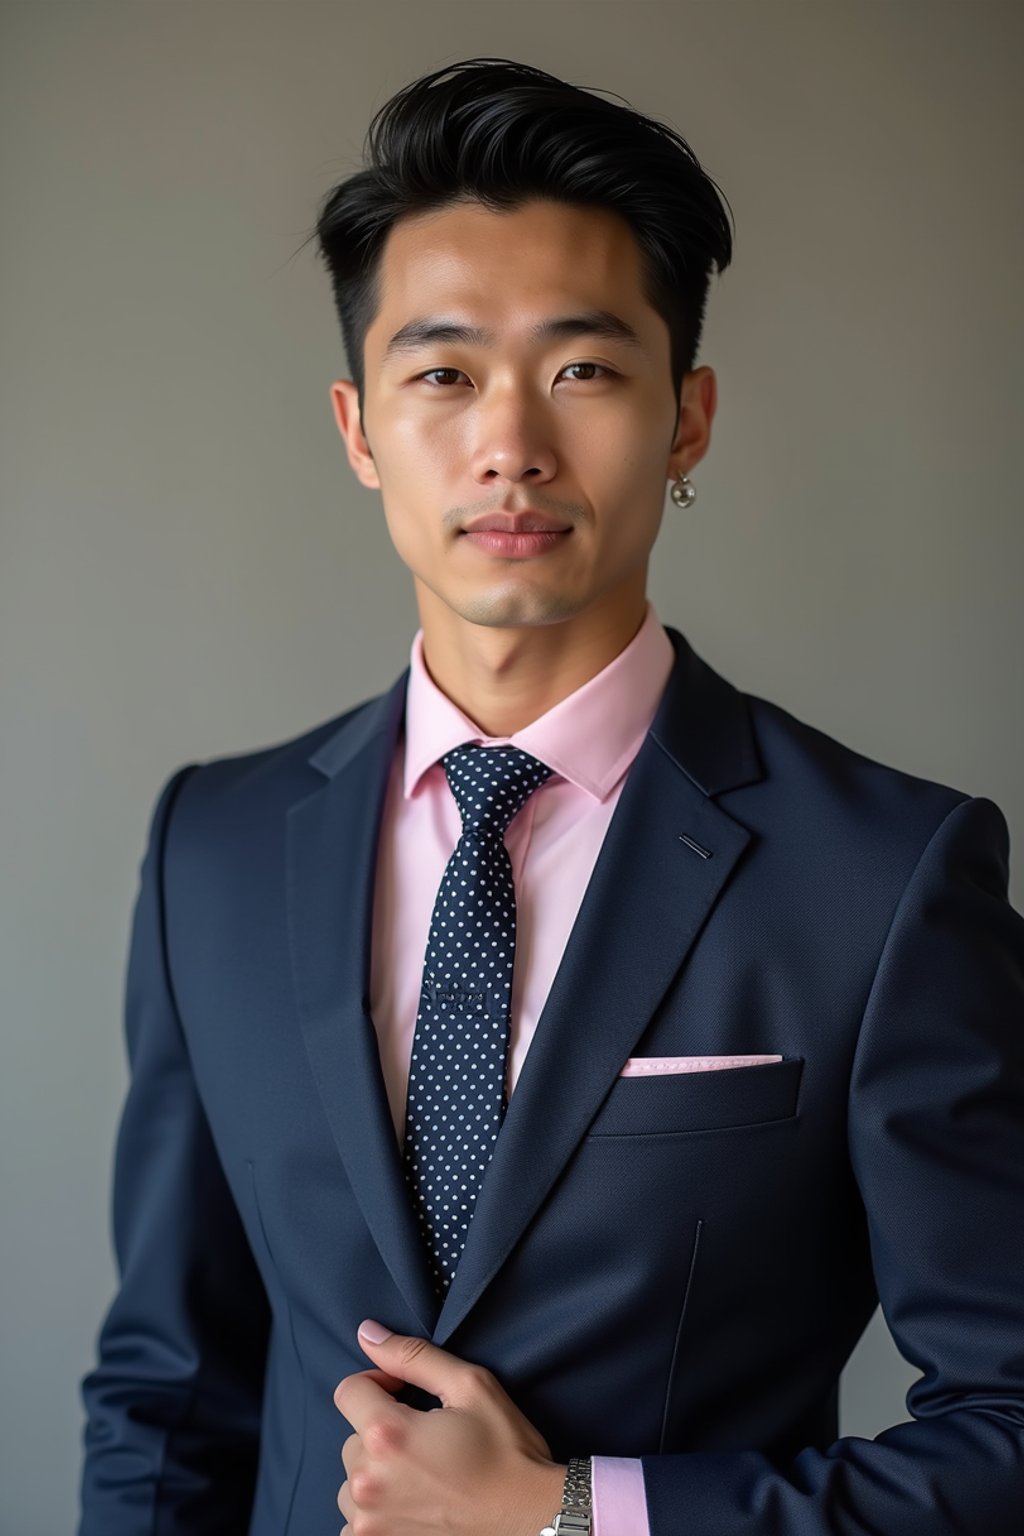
[79,627,1024,1534]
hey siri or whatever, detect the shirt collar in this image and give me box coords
[402,602,675,802]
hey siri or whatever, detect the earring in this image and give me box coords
[670,471,697,508]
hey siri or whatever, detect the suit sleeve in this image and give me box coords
[78,765,271,1535]
[640,794,1024,1535]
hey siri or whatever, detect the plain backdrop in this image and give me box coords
[1,2,1022,1531]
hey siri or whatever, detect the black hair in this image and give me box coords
[306,57,733,414]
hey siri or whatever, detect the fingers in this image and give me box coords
[333,1366,407,1430]
[341,1432,361,1474]
[353,1365,407,1394]
[335,1369,404,1432]
[355,1320,493,1407]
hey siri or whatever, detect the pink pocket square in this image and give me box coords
[618,1054,784,1077]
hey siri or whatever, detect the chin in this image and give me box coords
[454,588,583,628]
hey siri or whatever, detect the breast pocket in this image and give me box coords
[586,1057,804,1137]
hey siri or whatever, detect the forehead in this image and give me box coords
[366,198,654,347]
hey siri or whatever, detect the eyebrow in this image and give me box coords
[382,308,644,361]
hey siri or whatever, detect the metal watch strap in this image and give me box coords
[539,1455,592,1536]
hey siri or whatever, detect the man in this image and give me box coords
[79,57,1024,1536]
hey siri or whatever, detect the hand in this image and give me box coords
[334,1318,567,1536]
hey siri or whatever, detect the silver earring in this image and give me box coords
[670,471,697,508]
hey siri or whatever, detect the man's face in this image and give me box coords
[331,197,714,634]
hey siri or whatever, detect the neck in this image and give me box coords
[415,587,650,737]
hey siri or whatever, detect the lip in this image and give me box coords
[460,511,572,534]
[460,528,571,559]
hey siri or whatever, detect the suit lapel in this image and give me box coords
[433,629,764,1342]
[286,628,764,1345]
[286,670,441,1337]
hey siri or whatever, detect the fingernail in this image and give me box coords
[358,1318,393,1344]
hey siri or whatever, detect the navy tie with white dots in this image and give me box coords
[402,743,553,1296]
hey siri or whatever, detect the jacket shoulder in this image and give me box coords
[752,686,967,797]
[737,682,978,854]
[156,676,405,841]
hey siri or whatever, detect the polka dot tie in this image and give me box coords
[402,744,553,1295]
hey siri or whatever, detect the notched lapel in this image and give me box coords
[284,630,764,1346]
[286,672,441,1336]
[434,630,764,1342]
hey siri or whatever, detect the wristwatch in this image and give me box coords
[539,1455,592,1536]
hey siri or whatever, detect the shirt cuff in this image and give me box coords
[591,1455,649,1536]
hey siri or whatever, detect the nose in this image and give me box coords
[467,389,559,488]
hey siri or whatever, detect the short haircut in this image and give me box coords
[308,57,733,414]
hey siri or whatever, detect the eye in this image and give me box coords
[416,368,467,387]
[559,362,613,382]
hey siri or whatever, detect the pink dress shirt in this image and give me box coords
[369,602,675,1536]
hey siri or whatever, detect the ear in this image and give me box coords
[666,365,717,482]
[330,379,380,490]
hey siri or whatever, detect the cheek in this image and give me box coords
[581,431,668,518]
[370,425,451,543]
[572,400,670,479]
[607,507,666,569]
[586,443,668,563]
[379,494,428,566]
[373,459,450,577]
[388,406,465,464]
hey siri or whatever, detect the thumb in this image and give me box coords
[356,1319,480,1407]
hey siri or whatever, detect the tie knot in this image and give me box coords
[442,744,552,839]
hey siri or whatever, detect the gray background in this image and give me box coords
[2,2,1022,1531]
